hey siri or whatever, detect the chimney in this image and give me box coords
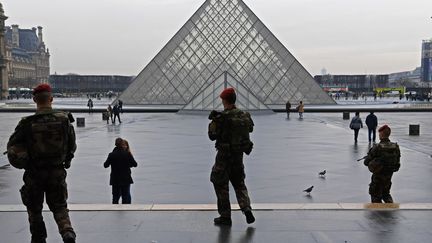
[37,26,43,44]
[11,24,19,47]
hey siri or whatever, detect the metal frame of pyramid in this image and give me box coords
[120,0,335,109]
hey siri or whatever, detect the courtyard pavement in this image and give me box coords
[1,208,432,243]
[0,99,431,242]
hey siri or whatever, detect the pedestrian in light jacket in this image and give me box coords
[349,111,363,143]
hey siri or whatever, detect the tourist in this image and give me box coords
[296,101,304,119]
[112,104,121,123]
[349,111,363,143]
[365,112,378,143]
[285,101,291,119]
[87,98,94,113]
[103,138,137,204]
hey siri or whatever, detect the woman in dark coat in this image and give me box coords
[104,138,137,204]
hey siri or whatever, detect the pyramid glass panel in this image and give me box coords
[183,72,269,111]
[120,0,335,108]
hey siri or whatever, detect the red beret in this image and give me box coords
[220,87,236,100]
[33,83,52,95]
[378,124,391,132]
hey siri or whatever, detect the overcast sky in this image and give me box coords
[2,0,432,76]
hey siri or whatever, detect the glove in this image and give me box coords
[64,160,71,169]
[208,110,221,120]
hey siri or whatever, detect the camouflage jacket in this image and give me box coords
[208,107,254,154]
[364,138,401,174]
[7,108,76,169]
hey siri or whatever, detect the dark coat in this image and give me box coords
[113,105,120,115]
[365,113,378,129]
[104,147,137,185]
[285,102,291,111]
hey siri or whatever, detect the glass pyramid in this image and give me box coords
[120,0,335,109]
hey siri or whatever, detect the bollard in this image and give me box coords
[343,112,350,120]
[76,117,85,127]
[102,112,108,121]
[409,124,420,136]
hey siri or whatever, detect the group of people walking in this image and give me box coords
[285,100,304,119]
[6,84,401,243]
[88,98,123,124]
[349,111,378,143]
[105,102,122,124]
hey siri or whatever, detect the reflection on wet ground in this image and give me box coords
[217,227,255,243]
[3,210,430,243]
[364,210,401,242]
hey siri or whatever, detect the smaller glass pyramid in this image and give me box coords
[182,71,270,111]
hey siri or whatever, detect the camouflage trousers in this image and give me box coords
[369,173,393,203]
[210,151,252,218]
[21,168,74,241]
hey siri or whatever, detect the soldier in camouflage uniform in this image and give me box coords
[7,84,77,243]
[364,125,401,203]
[208,87,255,226]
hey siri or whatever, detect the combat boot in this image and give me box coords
[371,197,382,203]
[243,209,255,224]
[62,231,76,243]
[383,195,394,203]
[214,217,232,226]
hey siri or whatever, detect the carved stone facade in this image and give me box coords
[5,23,50,89]
[0,3,8,99]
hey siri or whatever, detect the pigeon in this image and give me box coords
[318,170,326,177]
[303,186,314,194]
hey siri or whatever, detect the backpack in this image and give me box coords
[28,111,70,167]
[376,142,401,172]
[223,109,254,155]
[350,117,361,130]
